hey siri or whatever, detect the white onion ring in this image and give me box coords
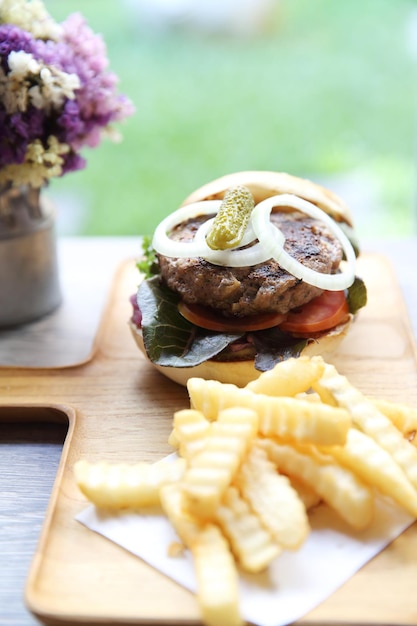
[152,201,223,258]
[152,194,356,288]
[152,200,279,267]
[251,194,356,291]
[193,217,279,266]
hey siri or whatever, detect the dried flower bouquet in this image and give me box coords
[0,0,134,189]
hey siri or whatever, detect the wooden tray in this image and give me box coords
[2,252,417,626]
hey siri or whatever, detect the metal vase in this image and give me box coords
[0,185,62,327]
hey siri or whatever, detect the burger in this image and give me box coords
[129,171,367,387]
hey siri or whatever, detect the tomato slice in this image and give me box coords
[278,290,350,335]
[178,301,287,332]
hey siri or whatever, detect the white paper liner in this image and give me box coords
[76,496,414,626]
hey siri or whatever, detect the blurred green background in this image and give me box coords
[44,0,417,239]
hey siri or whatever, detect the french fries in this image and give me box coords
[181,407,258,519]
[371,397,417,445]
[215,485,281,573]
[312,362,417,489]
[234,443,310,548]
[258,438,374,530]
[246,354,325,397]
[187,377,351,445]
[168,409,211,456]
[73,458,186,509]
[74,355,417,626]
[160,483,242,626]
[319,428,417,517]
[192,525,242,626]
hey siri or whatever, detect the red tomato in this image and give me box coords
[178,301,287,332]
[278,290,349,335]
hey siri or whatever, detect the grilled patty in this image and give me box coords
[158,210,343,317]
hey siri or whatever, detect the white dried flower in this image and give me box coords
[2,50,80,112]
[28,65,80,110]
[0,0,62,40]
[0,136,70,188]
[8,50,41,78]
[0,53,37,113]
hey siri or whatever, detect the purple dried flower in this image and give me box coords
[61,150,86,175]
[0,6,135,187]
[0,106,46,167]
[8,107,44,140]
[55,100,85,143]
[0,24,34,71]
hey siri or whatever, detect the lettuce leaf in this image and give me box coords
[137,273,368,372]
[136,236,159,279]
[249,328,309,371]
[137,277,243,367]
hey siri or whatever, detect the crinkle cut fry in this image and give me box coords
[73,458,186,509]
[313,362,417,489]
[193,525,243,626]
[246,355,325,397]
[287,475,322,510]
[182,407,258,519]
[258,438,374,530]
[169,409,211,458]
[234,443,309,549]
[320,428,417,517]
[187,377,351,445]
[371,397,417,446]
[216,485,282,573]
[160,483,243,626]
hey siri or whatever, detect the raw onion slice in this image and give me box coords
[152,200,278,267]
[193,217,277,266]
[152,194,356,286]
[152,201,222,258]
[251,194,356,291]
[204,240,274,267]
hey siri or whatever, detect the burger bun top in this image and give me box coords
[181,170,354,228]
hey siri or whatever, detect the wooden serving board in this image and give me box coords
[2,252,417,626]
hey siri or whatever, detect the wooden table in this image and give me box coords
[1,235,416,626]
[0,236,141,626]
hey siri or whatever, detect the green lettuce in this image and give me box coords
[137,275,367,372]
[138,277,243,367]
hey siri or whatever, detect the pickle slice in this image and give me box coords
[206,185,255,250]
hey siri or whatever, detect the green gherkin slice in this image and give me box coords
[205,185,255,250]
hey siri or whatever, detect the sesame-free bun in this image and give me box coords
[129,316,353,388]
[181,170,354,228]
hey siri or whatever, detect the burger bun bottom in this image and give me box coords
[129,317,353,387]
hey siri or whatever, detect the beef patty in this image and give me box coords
[157,210,343,318]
